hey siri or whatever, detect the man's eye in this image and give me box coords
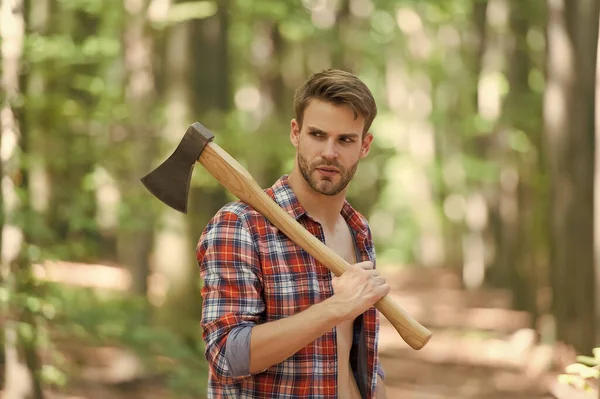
[341,137,354,143]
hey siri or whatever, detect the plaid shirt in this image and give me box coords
[197,174,382,398]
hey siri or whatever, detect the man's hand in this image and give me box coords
[330,261,390,322]
[248,262,388,374]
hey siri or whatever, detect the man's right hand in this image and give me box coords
[329,261,390,322]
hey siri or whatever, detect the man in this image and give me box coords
[197,69,389,398]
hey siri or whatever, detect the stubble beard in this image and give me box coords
[297,150,358,196]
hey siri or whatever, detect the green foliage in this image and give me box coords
[162,1,218,25]
[1,0,559,395]
[43,283,208,396]
[558,347,600,393]
[8,0,549,269]
[56,0,106,14]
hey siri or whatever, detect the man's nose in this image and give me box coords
[321,139,339,160]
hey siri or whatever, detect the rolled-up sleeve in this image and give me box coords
[196,210,264,384]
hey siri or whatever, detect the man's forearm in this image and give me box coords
[249,298,343,374]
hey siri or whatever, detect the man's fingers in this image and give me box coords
[371,276,387,286]
[356,261,374,270]
[364,269,380,277]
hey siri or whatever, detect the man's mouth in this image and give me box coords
[318,167,337,171]
[316,167,340,176]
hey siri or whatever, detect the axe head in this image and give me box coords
[140,122,215,213]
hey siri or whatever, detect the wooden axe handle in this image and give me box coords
[198,141,432,350]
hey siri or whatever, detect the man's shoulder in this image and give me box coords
[210,199,270,227]
[210,181,281,225]
[215,200,254,217]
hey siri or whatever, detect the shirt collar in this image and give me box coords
[266,174,370,237]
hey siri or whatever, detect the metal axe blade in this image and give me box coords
[140,122,214,213]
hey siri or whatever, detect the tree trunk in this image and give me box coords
[595,0,600,351]
[152,1,200,338]
[191,0,231,115]
[42,2,102,260]
[118,0,159,298]
[544,0,599,355]
[503,1,541,321]
[247,20,289,187]
[464,0,494,290]
[1,0,44,397]
[25,0,51,220]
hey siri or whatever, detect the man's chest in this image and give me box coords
[322,222,358,265]
[257,220,362,316]
[257,218,363,281]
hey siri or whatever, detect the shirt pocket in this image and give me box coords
[262,268,319,320]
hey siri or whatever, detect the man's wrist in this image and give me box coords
[317,296,348,326]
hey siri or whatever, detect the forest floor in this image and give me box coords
[0,265,594,399]
[375,267,587,399]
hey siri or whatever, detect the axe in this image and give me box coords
[141,122,432,350]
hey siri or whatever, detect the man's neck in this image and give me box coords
[287,168,346,230]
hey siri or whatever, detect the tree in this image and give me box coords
[498,0,546,322]
[117,0,160,298]
[1,0,44,397]
[543,0,599,355]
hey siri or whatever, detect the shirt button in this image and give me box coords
[328,362,334,371]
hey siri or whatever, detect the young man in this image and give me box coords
[197,69,389,398]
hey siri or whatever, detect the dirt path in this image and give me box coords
[378,332,553,398]
[376,267,565,399]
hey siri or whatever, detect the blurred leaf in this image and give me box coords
[41,364,68,387]
[57,0,105,14]
[280,19,315,42]
[0,287,8,304]
[26,296,41,313]
[19,322,35,342]
[509,129,532,153]
[565,362,600,379]
[558,373,586,389]
[576,355,600,367]
[165,1,218,24]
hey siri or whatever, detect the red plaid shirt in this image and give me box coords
[197,174,383,398]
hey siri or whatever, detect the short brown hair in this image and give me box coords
[293,69,378,136]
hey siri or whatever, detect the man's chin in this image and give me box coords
[301,170,344,195]
[313,181,344,196]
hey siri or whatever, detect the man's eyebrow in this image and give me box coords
[307,126,360,138]
[340,132,361,139]
[307,126,326,134]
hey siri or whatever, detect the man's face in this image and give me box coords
[290,99,373,196]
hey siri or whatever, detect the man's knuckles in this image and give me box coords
[357,261,374,270]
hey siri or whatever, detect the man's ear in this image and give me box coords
[360,132,374,159]
[290,119,301,148]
